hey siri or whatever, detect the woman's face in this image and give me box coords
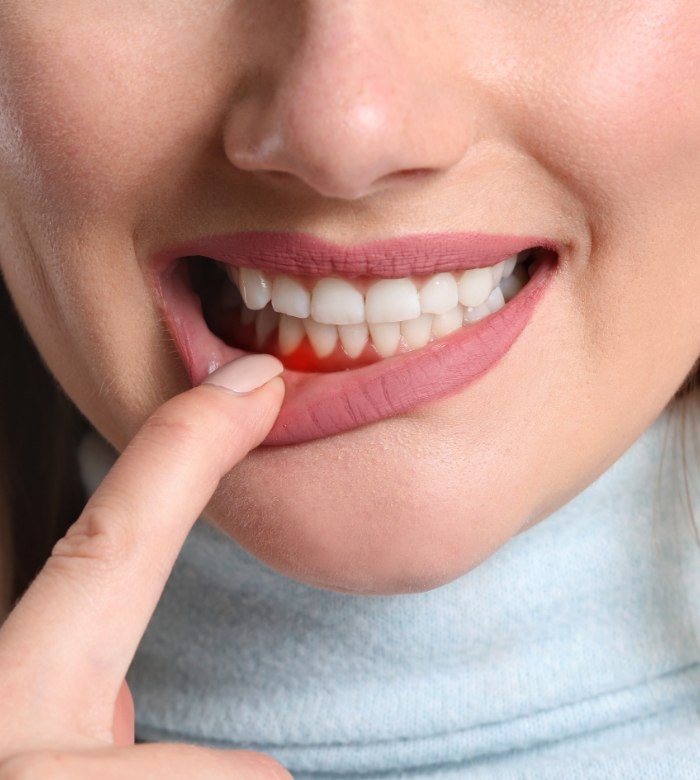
[1,1,699,594]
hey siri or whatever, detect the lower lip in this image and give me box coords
[156,253,558,445]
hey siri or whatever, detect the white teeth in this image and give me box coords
[255,304,279,346]
[457,267,494,308]
[463,301,490,323]
[271,275,311,318]
[339,322,369,358]
[485,286,505,314]
[304,318,338,357]
[491,260,505,286]
[311,277,365,325]
[432,304,464,337]
[278,314,305,355]
[418,273,458,315]
[365,279,421,324]
[228,254,535,361]
[499,262,529,302]
[369,322,401,357]
[502,254,517,278]
[239,267,272,310]
[401,314,433,350]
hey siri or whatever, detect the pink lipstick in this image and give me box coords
[153,232,560,444]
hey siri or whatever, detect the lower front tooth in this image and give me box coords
[255,304,279,347]
[304,319,338,357]
[464,302,490,323]
[401,314,433,349]
[369,322,401,357]
[338,322,369,358]
[278,314,305,355]
[432,304,464,337]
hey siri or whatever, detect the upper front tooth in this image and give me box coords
[271,275,311,318]
[278,314,305,355]
[457,267,494,308]
[365,278,420,324]
[239,267,272,310]
[311,277,365,325]
[418,272,458,315]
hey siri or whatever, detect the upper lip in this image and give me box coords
[153,231,558,278]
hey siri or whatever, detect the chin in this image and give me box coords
[205,473,517,596]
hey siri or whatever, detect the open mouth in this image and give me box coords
[154,232,559,445]
[188,251,537,372]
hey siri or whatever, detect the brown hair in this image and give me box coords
[0,272,88,604]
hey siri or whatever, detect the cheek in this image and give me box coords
[0,11,222,216]
[539,3,700,203]
[0,11,227,442]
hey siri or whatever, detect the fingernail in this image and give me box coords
[202,354,284,395]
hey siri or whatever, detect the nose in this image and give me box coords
[222,3,473,201]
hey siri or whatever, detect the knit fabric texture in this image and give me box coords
[78,408,700,779]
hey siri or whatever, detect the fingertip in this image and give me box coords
[234,750,295,780]
[202,354,284,395]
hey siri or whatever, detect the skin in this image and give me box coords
[0,373,293,776]
[1,0,700,603]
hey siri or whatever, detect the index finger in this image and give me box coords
[0,355,284,734]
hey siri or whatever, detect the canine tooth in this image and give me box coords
[369,322,401,357]
[418,273,458,315]
[338,323,369,358]
[502,255,517,277]
[255,305,279,347]
[304,319,337,357]
[226,265,241,286]
[278,315,305,355]
[365,279,420,324]
[271,275,311,318]
[499,263,529,302]
[491,261,505,286]
[485,286,505,314]
[432,304,464,337]
[457,267,493,308]
[464,302,490,323]
[311,277,365,325]
[239,267,272,310]
[401,314,433,349]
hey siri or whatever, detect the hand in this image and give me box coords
[0,355,292,779]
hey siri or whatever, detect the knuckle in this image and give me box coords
[0,753,72,780]
[49,502,136,576]
[140,398,214,454]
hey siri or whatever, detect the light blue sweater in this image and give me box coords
[79,409,700,778]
